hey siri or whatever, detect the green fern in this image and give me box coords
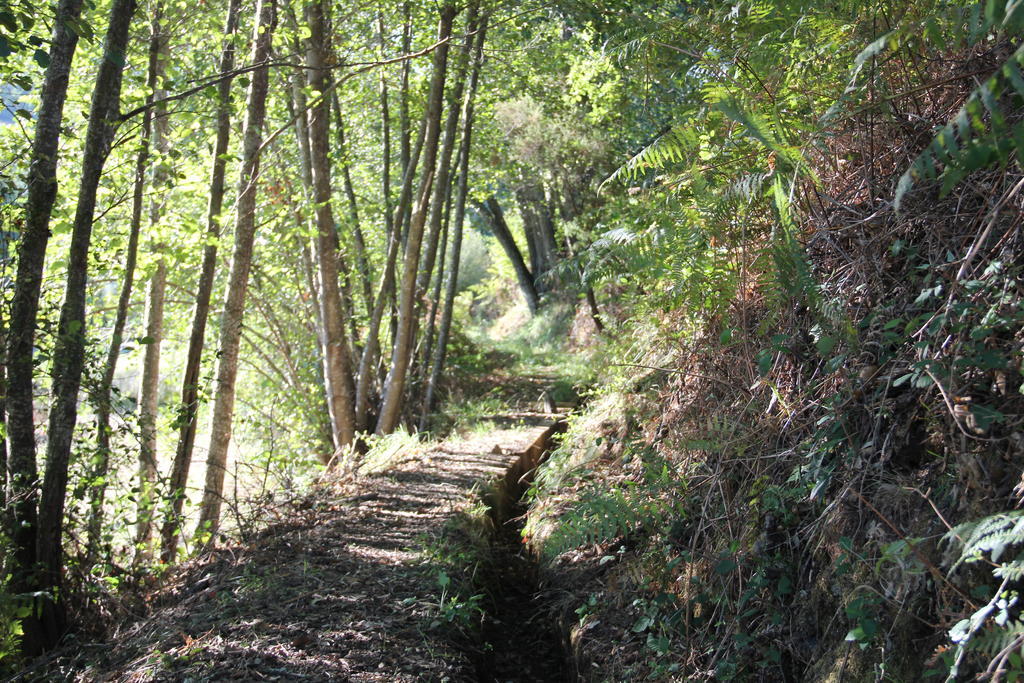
[897,43,1024,210]
[944,511,1024,679]
[965,621,1024,657]
[949,511,1024,568]
[541,456,685,559]
[606,126,700,185]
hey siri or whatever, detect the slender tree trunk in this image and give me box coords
[1,320,6,514]
[515,179,559,292]
[4,0,85,601]
[376,4,456,435]
[376,12,394,242]
[416,187,453,426]
[409,5,477,410]
[415,3,476,300]
[195,0,276,540]
[160,0,241,563]
[563,232,605,333]
[398,0,412,178]
[354,76,427,432]
[307,0,357,456]
[286,53,349,459]
[34,0,138,651]
[423,16,487,426]
[135,1,168,559]
[87,7,164,561]
[332,94,373,319]
[478,197,539,313]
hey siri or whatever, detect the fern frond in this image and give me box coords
[964,621,1024,657]
[606,126,700,185]
[895,32,1024,209]
[947,511,1024,568]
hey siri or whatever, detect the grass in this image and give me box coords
[355,429,429,476]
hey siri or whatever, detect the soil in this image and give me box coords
[25,417,571,683]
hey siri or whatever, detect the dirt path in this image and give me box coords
[39,418,565,682]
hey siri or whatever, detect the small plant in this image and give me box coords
[941,511,1024,681]
[575,593,599,627]
[431,570,484,630]
[844,591,882,650]
[0,587,28,674]
[540,447,685,559]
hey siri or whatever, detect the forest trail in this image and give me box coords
[38,414,568,682]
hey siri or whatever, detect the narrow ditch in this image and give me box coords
[470,420,571,682]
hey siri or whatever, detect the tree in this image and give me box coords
[4,0,86,602]
[376,3,456,435]
[306,0,357,456]
[422,12,488,426]
[87,0,166,563]
[35,0,140,650]
[477,196,539,313]
[160,0,242,563]
[196,0,277,539]
[134,0,169,560]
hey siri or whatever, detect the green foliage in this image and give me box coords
[894,2,1024,209]
[430,570,485,631]
[357,428,425,476]
[540,446,685,559]
[943,511,1024,679]
[0,577,28,674]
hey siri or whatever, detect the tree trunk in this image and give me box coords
[1,317,6,514]
[87,3,165,561]
[416,190,452,428]
[4,0,85,602]
[478,197,539,313]
[409,4,477,417]
[195,0,276,540]
[376,11,394,242]
[398,0,412,178]
[135,1,169,559]
[354,73,428,433]
[422,15,487,426]
[35,0,138,651]
[375,3,456,436]
[415,3,477,301]
[332,94,373,319]
[160,0,241,564]
[515,179,559,292]
[307,0,357,456]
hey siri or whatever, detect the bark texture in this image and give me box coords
[478,197,539,313]
[422,15,488,426]
[87,4,163,560]
[36,0,138,649]
[196,0,276,539]
[375,4,456,435]
[307,0,357,455]
[160,0,241,562]
[136,1,169,556]
[4,0,85,596]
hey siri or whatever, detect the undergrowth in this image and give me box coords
[522,0,1024,679]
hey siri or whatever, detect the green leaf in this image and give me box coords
[714,557,738,575]
[815,335,836,357]
[0,11,18,32]
[632,615,654,632]
[33,48,49,68]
